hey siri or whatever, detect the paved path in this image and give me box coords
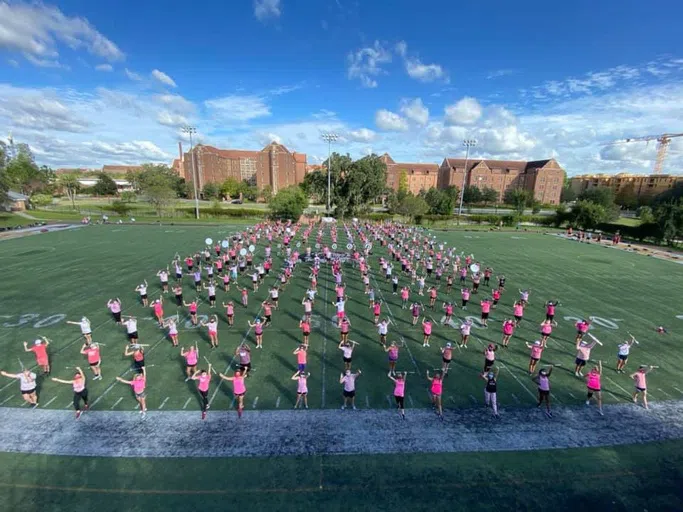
[1,401,682,458]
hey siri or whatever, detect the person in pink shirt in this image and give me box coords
[200,315,219,349]
[513,301,524,327]
[248,318,266,349]
[426,370,444,421]
[460,320,472,348]
[106,298,123,324]
[400,286,410,309]
[532,365,554,418]
[480,298,491,327]
[385,341,400,375]
[116,372,147,417]
[483,344,497,373]
[544,300,560,326]
[294,344,308,372]
[291,370,310,409]
[372,301,382,325]
[192,364,212,420]
[181,345,199,381]
[422,318,432,347]
[585,361,604,415]
[388,371,407,419]
[221,301,235,327]
[631,365,656,409]
[340,316,351,343]
[501,319,515,348]
[460,288,471,310]
[492,288,501,309]
[442,302,454,324]
[539,320,553,346]
[184,299,199,326]
[525,340,544,374]
[150,297,164,327]
[218,369,247,418]
[574,339,598,377]
[428,287,438,309]
[410,302,422,325]
[575,319,592,343]
[51,367,88,419]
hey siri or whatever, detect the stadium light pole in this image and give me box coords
[321,132,338,214]
[457,139,477,223]
[182,125,199,219]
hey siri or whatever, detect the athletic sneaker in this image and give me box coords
[84,404,89,411]
[341,405,345,410]
[32,403,39,408]
[206,404,210,410]
[201,411,206,420]
[598,409,604,416]
[76,410,82,419]
[585,400,590,406]
[352,405,357,410]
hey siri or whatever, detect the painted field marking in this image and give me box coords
[0,396,13,405]
[64,402,72,409]
[511,394,520,404]
[275,396,281,408]
[111,397,123,410]
[408,395,414,407]
[607,391,620,402]
[673,387,683,395]
[497,362,536,401]
[158,397,170,409]
[468,394,477,404]
[229,397,235,410]
[550,392,561,404]
[182,397,192,409]
[658,388,673,399]
[365,395,370,408]
[42,397,57,408]
[252,396,259,409]
[20,401,29,407]
[605,376,631,398]
[568,392,576,399]
[134,403,140,410]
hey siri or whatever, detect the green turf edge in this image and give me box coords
[1,440,682,511]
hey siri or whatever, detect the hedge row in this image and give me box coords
[175,207,268,219]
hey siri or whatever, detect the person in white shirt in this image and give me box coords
[135,281,149,307]
[66,317,92,344]
[340,369,361,410]
[1,368,38,406]
[377,319,389,346]
[338,341,354,372]
[123,316,139,343]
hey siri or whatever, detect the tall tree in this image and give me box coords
[481,187,499,206]
[93,173,118,196]
[331,154,386,217]
[202,182,219,200]
[269,186,308,221]
[462,185,483,204]
[219,177,241,198]
[424,187,455,215]
[397,170,409,196]
[568,200,607,229]
[395,194,429,221]
[560,185,577,203]
[59,174,81,209]
[504,188,532,215]
[137,164,180,215]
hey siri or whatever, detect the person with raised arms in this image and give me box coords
[135,280,149,307]
[218,369,247,419]
[200,315,219,349]
[248,318,266,349]
[338,340,354,372]
[191,363,212,420]
[51,367,89,419]
[24,338,50,374]
[574,338,598,377]
[181,344,198,381]
[426,370,444,421]
[340,368,361,410]
[0,367,38,407]
[156,267,170,294]
[80,342,102,380]
[124,344,146,377]
[532,365,554,418]
[107,298,123,324]
[585,361,604,416]
[235,343,252,375]
[116,372,147,417]
[481,367,500,419]
[122,315,139,343]
[616,335,637,374]
[150,297,164,327]
[66,317,92,344]
[631,365,656,410]
[387,371,407,419]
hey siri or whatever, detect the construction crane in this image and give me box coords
[607,133,683,174]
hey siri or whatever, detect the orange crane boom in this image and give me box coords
[607,133,683,174]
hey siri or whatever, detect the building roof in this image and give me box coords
[195,145,259,159]
[380,153,396,165]
[54,168,94,174]
[444,158,560,173]
[293,152,306,163]
[388,162,439,173]
[7,190,29,201]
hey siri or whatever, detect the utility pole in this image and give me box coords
[320,132,338,214]
[457,139,477,224]
[181,125,199,219]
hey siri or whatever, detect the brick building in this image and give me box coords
[380,154,439,194]
[569,173,683,201]
[437,157,564,205]
[183,142,307,197]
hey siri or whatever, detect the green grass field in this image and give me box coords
[1,223,682,510]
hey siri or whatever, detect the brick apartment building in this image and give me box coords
[569,173,683,201]
[437,158,564,205]
[380,154,439,194]
[183,142,307,197]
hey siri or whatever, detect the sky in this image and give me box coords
[0,0,683,175]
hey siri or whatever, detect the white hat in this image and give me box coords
[34,339,42,345]
[534,340,541,345]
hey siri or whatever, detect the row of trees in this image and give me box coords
[0,140,55,203]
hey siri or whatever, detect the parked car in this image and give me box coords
[231,199,243,204]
